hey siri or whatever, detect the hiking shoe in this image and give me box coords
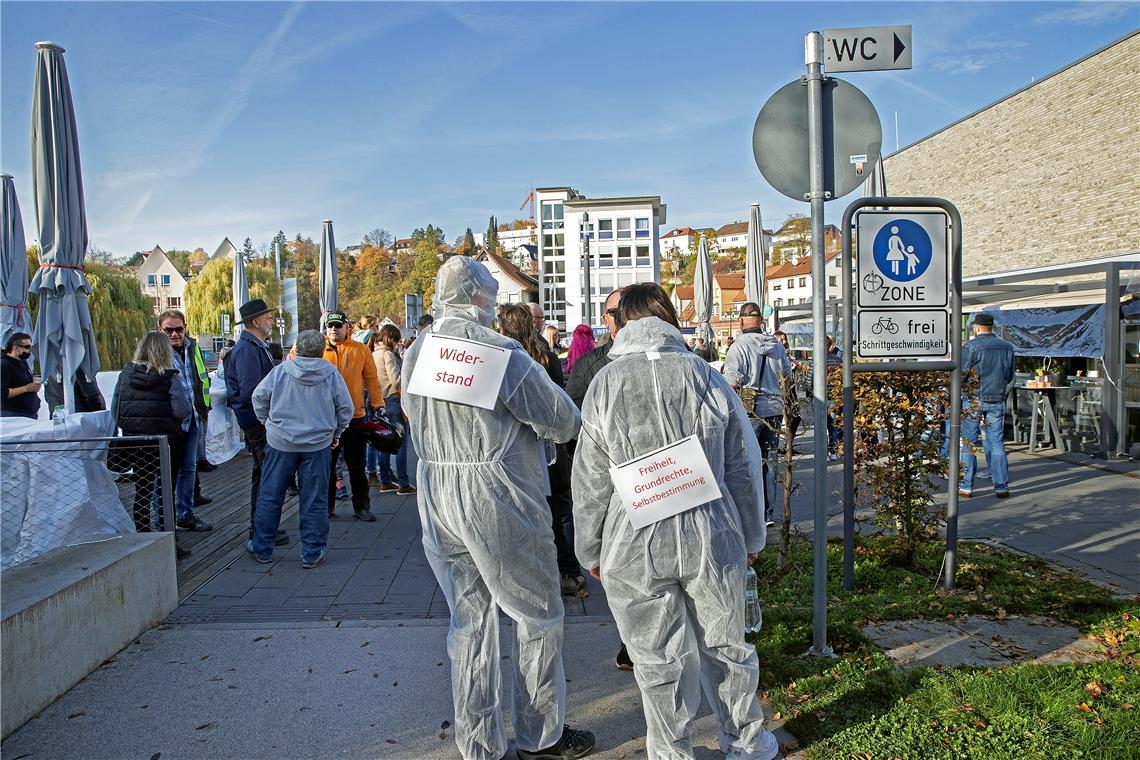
[516,726,596,760]
[274,529,289,546]
[244,540,271,564]
[354,509,377,522]
[995,490,1010,499]
[176,515,213,532]
[366,471,380,485]
[615,644,633,671]
[375,481,398,493]
[301,550,327,569]
[561,574,586,596]
[396,485,417,495]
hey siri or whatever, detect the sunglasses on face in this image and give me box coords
[16,344,32,350]
[162,326,185,335]
[605,308,620,318]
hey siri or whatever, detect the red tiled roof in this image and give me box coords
[674,285,694,300]
[716,221,748,237]
[662,226,696,239]
[714,273,745,290]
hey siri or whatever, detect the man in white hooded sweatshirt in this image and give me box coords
[573,283,780,760]
[402,257,594,760]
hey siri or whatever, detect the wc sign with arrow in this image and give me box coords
[824,25,912,72]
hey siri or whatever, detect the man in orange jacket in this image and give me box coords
[323,311,383,521]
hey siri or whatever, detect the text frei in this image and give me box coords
[609,435,722,529]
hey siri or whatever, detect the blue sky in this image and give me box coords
[1,1,1135,256]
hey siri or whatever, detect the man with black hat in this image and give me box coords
[322,310,384,521]
[723,301,788,526]
[959,313,1015,499]
[225,298,288,545]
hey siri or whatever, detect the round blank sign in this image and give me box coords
[753,77,882,202]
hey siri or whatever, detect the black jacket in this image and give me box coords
[1,354,40,419]
[565,341,613,410]
[112,363,189,438]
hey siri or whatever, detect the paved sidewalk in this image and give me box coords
[2,439,1135,759]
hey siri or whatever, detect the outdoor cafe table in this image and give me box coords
[1017,385,1067,453]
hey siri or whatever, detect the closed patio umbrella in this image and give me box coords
[319,219,337,327]
[28,42,100,413]
[1,174,32,350]
[232,247,248,337]
[744,203,767,306]
[692,233,715,347]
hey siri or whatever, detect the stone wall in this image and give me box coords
[884,33,1140,277]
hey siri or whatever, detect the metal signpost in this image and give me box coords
[841,197,963,591]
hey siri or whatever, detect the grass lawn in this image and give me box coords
[751,536,1139,759]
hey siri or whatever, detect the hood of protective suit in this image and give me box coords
[433,256,499,326]
[609,317,688,357]
[281,356,339,386]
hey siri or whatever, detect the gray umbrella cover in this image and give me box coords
[692,234,715,344]
[232,248,249,335]
[744,203,767,306]
[1,175,32,350]
[28,42,100,407]
[319,219,338,324]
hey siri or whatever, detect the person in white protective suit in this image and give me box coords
[401,256,596,760]
[572,283,781,760]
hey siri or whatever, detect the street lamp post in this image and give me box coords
[581,211,593,326]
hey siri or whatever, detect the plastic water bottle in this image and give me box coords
[744,565,763,634]
[52,405,67,439]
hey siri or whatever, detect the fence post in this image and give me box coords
[157,436,175,533]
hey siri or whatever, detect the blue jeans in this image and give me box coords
[960,401,1010,493]
[250,445,332,562]
[174,416,199,521]
[753,416,780,521]
[379,396,411,488]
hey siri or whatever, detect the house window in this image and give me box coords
[798,277,806,288]
[617,245,632,267]
[147,274,156,286]
[635,245,650,267]
[773,283,782,291]
[168,297,181,308]
[828,275,837,286]
[161,274,171,286]
[543,260,565,275]
[616,218,631,240]
[541,201,564,231]
[598,219,613,240]
[635,218,650,238]
[597,246,614,268]
[774,298,783,306]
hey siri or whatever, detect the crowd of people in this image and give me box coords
[0,251,1020,760]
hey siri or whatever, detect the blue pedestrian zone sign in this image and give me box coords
[873,219,931,282]
[857,210,948,309]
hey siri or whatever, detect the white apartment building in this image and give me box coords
[660,227,697,260]
[534,187,666,329]
[136,245,188,313]
[766,249,845,309]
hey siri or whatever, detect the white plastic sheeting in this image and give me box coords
[1,410,134,569]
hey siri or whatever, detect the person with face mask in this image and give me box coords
[572,283,779,760]
[402,257,594,760]
[1,332,40,419]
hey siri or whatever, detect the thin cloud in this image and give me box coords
[1033,1,1135,26]
[140,2,238,30]
[928,38,1029,74]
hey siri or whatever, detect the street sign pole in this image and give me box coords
[841,197,963,592]
[805,31,833,658]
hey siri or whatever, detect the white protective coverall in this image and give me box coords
[572,316,779,760]
[402,257,582,760]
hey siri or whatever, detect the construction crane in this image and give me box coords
[519,188,534,223]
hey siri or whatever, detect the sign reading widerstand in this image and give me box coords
[406,334,511,410]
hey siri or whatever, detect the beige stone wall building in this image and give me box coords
[884,32,1140,277]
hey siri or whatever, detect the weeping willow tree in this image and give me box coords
[184,257,283,338]
[25,246,155,369]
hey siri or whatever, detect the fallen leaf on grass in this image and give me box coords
[772,711,782,721]
[974,720,987,730]
[1076,703,1093,713]
[1084,680,1106,698]
[1120,704,1134,710]
[66,710,86,719]
[996,608,1007,621]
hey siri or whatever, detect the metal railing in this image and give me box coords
[1,435,173,570]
